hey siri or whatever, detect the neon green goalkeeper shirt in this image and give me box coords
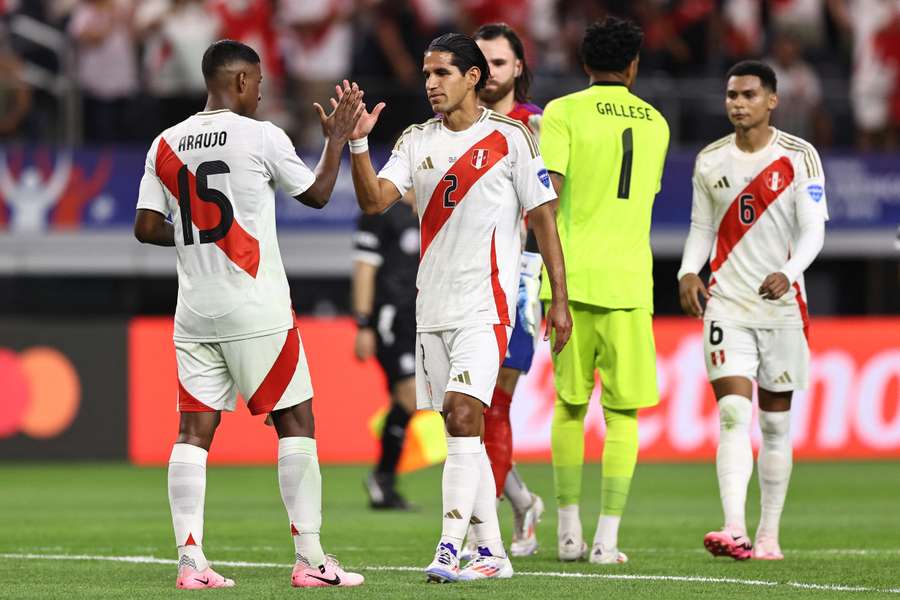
[539,82,669,311]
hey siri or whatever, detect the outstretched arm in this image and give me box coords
[527,202,571,353]
[295,80,365,209]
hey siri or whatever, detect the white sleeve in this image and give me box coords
[512,130,556,212]
[136,136,169,216]
[376,133,414,197]
[779,218,825,284]
[262,122,315,197]
[677,172,716,280]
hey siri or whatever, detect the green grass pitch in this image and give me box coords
[1,462,898,599]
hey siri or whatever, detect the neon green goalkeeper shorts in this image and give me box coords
[550,302,659,410]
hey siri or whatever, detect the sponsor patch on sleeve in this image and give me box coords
[537,168,551,189]
[807,183,824,203]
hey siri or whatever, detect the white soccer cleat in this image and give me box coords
[752,536,784,560]
[458,550,514,581]
[510,494,544,557]
[589,544,628,565]
[424,542,460,583]
[557,534,588,561]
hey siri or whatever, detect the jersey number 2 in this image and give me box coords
[176,160,234,245]
[442,174,459,208]
[617,127,634,199]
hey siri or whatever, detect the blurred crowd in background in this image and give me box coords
[1,0,900,149]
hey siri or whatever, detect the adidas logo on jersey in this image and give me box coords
[451,371,472,385]
[774,371,793,384]
[713,176,731,189]
[417,156,435,171]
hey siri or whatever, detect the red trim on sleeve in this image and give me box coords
[419,130,509,261]
[155,138,261,278]
[710,156,795,274]
[246,328,301,415]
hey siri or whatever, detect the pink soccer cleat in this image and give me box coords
[176,565,235,589]
[703,529,753,561]
[752,536,784,560]
[291,555,365,587]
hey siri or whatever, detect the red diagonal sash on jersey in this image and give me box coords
[155,138,260,278]
[419,130,509,261]
[710,156,795,274]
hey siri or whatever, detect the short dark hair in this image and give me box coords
[726,60,778,92]
[473,22,532,103]
[426,33,490,92]
[580,17,643,73]
[201,39,260,81]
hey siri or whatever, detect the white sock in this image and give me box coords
[558,504,582,541]
[439,436,482,552]
[593,515,621,551]
[757,410,793,540]
[168,443,209,571]
[277,436,325,566]
[470,445,506,558]
[504,464,533,514]
[716,395,753,536]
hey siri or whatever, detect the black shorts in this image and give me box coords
[374,304,416,389]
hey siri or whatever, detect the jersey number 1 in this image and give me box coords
[617,127,634,199]
[176,160,234,245]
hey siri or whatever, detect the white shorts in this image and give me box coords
[415,324,511,411]
[175,327,314,415]
[703,320,809,392]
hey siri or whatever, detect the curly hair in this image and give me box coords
[473,22,532,103]
[427,33,490,92]
[580,17,643,73]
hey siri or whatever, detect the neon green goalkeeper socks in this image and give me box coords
[600,407,639,517]
[551,398,588,506]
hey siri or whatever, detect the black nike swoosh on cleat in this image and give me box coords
[308,574,341,586]
[193,577,210,585]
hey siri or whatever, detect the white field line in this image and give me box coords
[1,552,899,594]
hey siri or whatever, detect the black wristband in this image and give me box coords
[355,314,373,329]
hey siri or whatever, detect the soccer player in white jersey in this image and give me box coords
[134,40,366,589]
[345,33,572,582]
[678,61,828,561]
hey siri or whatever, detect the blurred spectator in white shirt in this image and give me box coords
[134,0,220,133]
[279,0,353,146]
[68,0,139,142]
[768,33,831,145]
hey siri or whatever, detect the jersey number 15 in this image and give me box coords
[176,160,234,245]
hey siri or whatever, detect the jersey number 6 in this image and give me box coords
[176,160,234,245]
[738,193,756,225]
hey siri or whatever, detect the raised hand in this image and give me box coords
[335,79,386,141]
[678,273,709,318]
[314,80,364,144]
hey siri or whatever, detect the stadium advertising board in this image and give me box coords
[1,146,897,232]
[129,317,900,465]
[0,319,127,459]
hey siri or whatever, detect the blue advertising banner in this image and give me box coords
[0,145,897,233]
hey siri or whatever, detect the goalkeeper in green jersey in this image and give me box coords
[539,17,669,565]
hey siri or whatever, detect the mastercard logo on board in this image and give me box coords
[0,347,80,439]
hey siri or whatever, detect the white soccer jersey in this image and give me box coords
[136,109,315,342]
[691,128,828,329]
[378,108,556,331]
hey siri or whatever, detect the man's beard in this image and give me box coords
[479,77,515,105]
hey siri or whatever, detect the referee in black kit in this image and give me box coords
[352,191,419,510]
